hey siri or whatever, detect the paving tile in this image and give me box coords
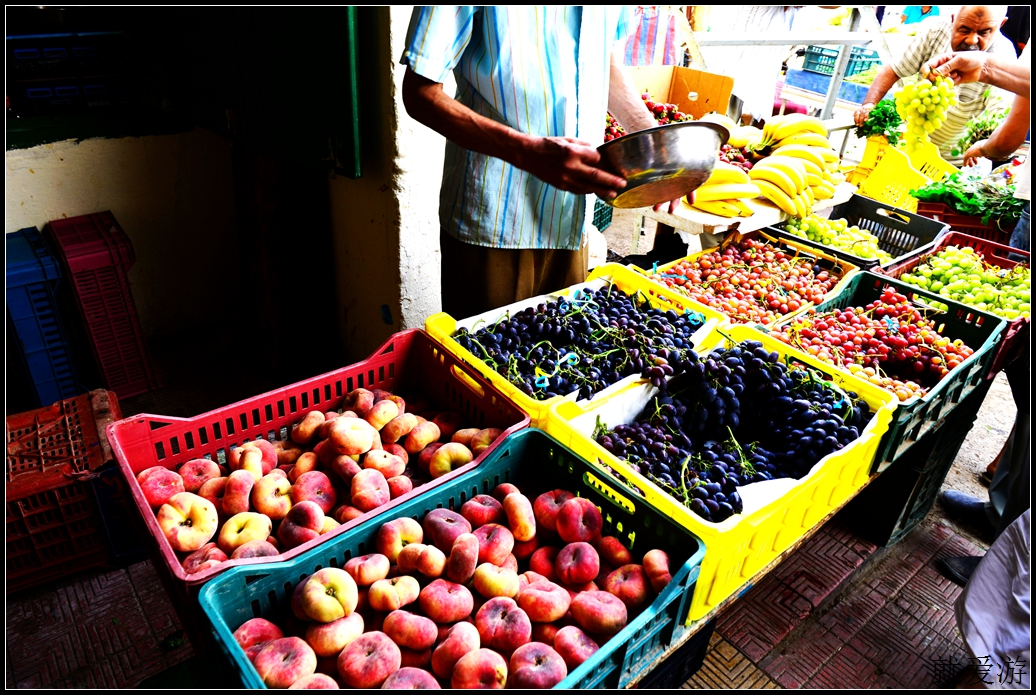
[682,634,781,689]
[717,572,813,661]
[805,644,884,689]
[758,619,844,688]
[818,583,887,642]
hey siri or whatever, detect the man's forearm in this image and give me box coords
[861,65,901,107]
[980,56,1031,98]
[984,95,1031,159]
[607,53,657,133]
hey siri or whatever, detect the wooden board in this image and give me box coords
[628,66,734,120]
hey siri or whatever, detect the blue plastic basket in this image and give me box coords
[199,429,708,689]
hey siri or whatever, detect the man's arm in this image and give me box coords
[853,65,903,127]
[400,68,628,200]
[963,94,1031,165]
[607,51,657,133]
[923,52,1031,97]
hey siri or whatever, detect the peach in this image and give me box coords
[508,641,567,689]
[382,393,407,413]
[288,451,319,484]
[292,471,337,514]
[529,547,560,583]
[387,476,413,499]
[491,483,520,502]
[423,509,472,553]
[384,610,438,650]
[554,626,599,671]
[351,468,390,512]
[513,536,539,561]
[337,631,400,688]
[517,571,550,592]
[317,412,340,440]
[473,563,520,599]
[517,580,571,623]
[369,575,420,612]
[222,469,256,516]
[305,612,364,658]
[314,440,336,467]
[252,473,293,520]
[363,450,406,479]
[301,567,359,623]
[470,428,503,456]
[428,442,473,479]
[231,439,278,475]
[475,597,532,655]
[531,622,561,645]
[570,591,627,636]
[447,533,479,584]
[382,667,438,689]
[365,399,400,431]
[460,494,506,529]
[331,455,362,486]
[472,524,514,566]
[596,536,633,568]
[218,512,272,555]
[333,505,365,524]
[197,476,228,511]
[431,412,465,442]
[398,648,431,670]
[291,411,326,446]
[321,517,340,534]
[595,561,616,586]
[342,388,375,417]
[604,564,651,609]
[556,498,603,544]
[533,490,575,536]
[452,648,507,689]
[381,413,419,445]
[416,443,443,474]
[156,492,219,552]
[502,493,535,542]
[136,466,185,509]
[555,542,600,586]
[277,500,326,550]
[254,637,317,688]
[274,439,305,468]
[288,673,339,689]
[231,539,280,560]
[291,575,314,620]
[178,459,221,493]
[383,443,409,464]
[329,417,377,456]
[501,554,518,573]
[451,428,480,447]
[397,544,446,579]
[377,517,424,563]
[182,542,227,574]
[344,553,390,587]
[419,579,474,624]
[234,617,284,658]
[642,549,672,593]
[404,422,442,456]
[431,621,480,680]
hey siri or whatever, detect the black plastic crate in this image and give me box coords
[636,618,716,688]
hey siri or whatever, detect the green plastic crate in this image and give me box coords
[773,271,1005,472]
[199,429,707,689]
[592,196,613,232]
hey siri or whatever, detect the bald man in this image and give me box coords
[853,6,1016,157]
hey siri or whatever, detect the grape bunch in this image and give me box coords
[453,285,706,401]
[596,339,873,523]
[785,215,893,263]
[899,245,1031,320]
[719,144,754,172]
[604,112,627,142]
[772,286,976,401]
[894,75,957,152]
[650,237,844,325]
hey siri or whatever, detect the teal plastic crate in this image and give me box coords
[199,429,707,689]
[773,271,1005,472]
[802,45,880,77]
[593,196,613,232]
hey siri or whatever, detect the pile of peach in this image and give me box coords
[135,387,503,574]
[230,483,675,689]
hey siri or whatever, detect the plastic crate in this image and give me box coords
[773,271,1005,470]
[802,45,880,77]
[425,263,730,429]
[916,201,1018,245]
[44,211,162,398]
[6,389,123,593]
[106,329,529,647]
[879,232,1029,379]
[199,428,707,689]
[593,195,614,232]
[635,618,716,688]
[857,142,957,213]
[635,228,860,326]
[543,324,896,621]
[767,193,951,270]
[6,227,82,405]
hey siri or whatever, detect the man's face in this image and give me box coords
[951,7,1005,52]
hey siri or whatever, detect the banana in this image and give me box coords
[802,186,815,208]
[700,113,738,131]
[771,114,828,142]
[754,179,798,216]
[750,165,800,197]
[704,161,751,186]
[691,200,743,218]
[792,193,810,219]
[762,114,790,143]
[805,173,825,188]
[754,156,808,191]
[770,145,827,170]
[727,126,762,148]
[829,171,847,185]
[730,198,755,216]
[811,183,835,200]
[775,132,835,150]
[693,182,761,202]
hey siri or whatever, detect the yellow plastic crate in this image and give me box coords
[848,137,957,194]
[632,229,860,328]
[908,141,957,183]
[846,135,890,186]
[425,264,730,428]
[543,324,896,622]
[858,141,958,213]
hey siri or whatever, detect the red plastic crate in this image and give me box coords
[6,390,123,593]
[45,212,161,398]
[106,329,530,646]
[916,201,1017,245]
[880,232,1029,378]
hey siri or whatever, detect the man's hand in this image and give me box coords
[514,136,628,200]
[962,139,988,166]
[653,195,686,214]
[922,52,986,85]
[853,102,876,128]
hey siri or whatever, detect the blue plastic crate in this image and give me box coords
[6,227,82,405]
[803,45,881,77]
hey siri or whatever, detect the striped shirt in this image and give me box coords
[401,6,633,251]
[891,22,1017,157]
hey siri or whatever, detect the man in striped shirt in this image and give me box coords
[400,7,663,318]
[853,6,1016,158]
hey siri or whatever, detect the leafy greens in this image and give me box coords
[854,100,902,145]
[910,171,1027,225]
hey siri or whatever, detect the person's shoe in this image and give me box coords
[937,555,983,587]
[939,490,996,536]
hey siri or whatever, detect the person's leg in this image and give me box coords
[1007,203,1029,263]
[440,231,521,318]
[986,352,1030,534]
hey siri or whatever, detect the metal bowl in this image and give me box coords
[597,121,729,209]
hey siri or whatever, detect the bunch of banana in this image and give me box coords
[685,161,761,217]
[727,125,762,148]
[748,156,814,217]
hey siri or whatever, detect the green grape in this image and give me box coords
[790,214,894,263]
[905,245,1031,320]
[894,75,956,151]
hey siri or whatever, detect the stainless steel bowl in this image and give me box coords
[597,121,729,209]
